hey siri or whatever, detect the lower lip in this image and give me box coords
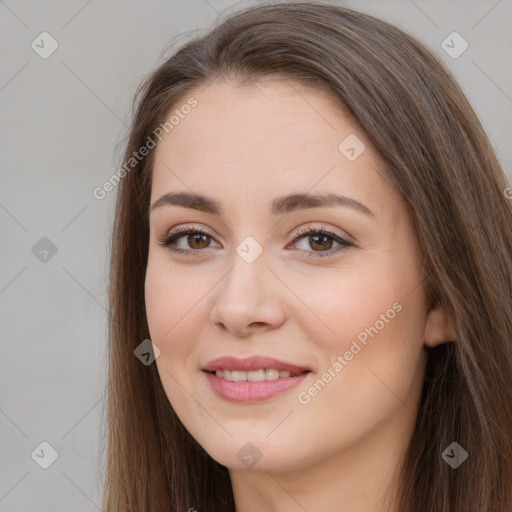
[205,371,310,403]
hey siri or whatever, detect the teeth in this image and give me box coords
[247,369,266,382]
[265,369,279,380]
[213,369,300,381]
[231,371,247,382]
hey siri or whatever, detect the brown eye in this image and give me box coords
[308,233,334,251]
[187,233,211,249]
[158,227,221,255]
[291,226,354,258]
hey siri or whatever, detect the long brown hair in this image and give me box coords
[102,2,512,511]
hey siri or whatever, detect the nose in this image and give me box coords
[209,248,286,338]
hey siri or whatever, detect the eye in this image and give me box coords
[157,223,354,258]
[288,224,354,258]
[157,225,220,255]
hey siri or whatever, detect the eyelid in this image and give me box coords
[159,223,221,248]
[162,222,351,243]
[290,223,353,244]
[160,223,216,240]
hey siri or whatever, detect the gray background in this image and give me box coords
[0,0,510,510]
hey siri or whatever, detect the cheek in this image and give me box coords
[293,262,409,349]
[145,265,171,340]
[145,264,202,420]
[295,259,427,401]
[290,304,426,463]
[305,285,426,416]
[144,262,197,357]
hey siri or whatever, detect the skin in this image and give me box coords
[145,79,455,512]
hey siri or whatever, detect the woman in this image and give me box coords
[102,2,512,511]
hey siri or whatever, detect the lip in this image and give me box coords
[202,355,311,374]
[202,355,312,403]
[205,371,310,403]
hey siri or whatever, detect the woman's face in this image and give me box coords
[145,79,437,475]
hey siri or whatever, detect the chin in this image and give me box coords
[194,433,309,473]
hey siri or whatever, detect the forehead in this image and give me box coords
[155,79,353,163]
[150,80,398,221]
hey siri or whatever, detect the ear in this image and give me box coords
[424,306,457,348]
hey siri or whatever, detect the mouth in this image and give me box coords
[204,368,309,381]
[202,355,312,403]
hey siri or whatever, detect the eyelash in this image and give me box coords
[157,224,354,259]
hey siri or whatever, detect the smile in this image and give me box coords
[210,369,304,381]
[202,355,312,402]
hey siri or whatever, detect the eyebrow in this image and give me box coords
[150,191,374,218]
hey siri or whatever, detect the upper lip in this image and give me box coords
[203,355,311,374]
